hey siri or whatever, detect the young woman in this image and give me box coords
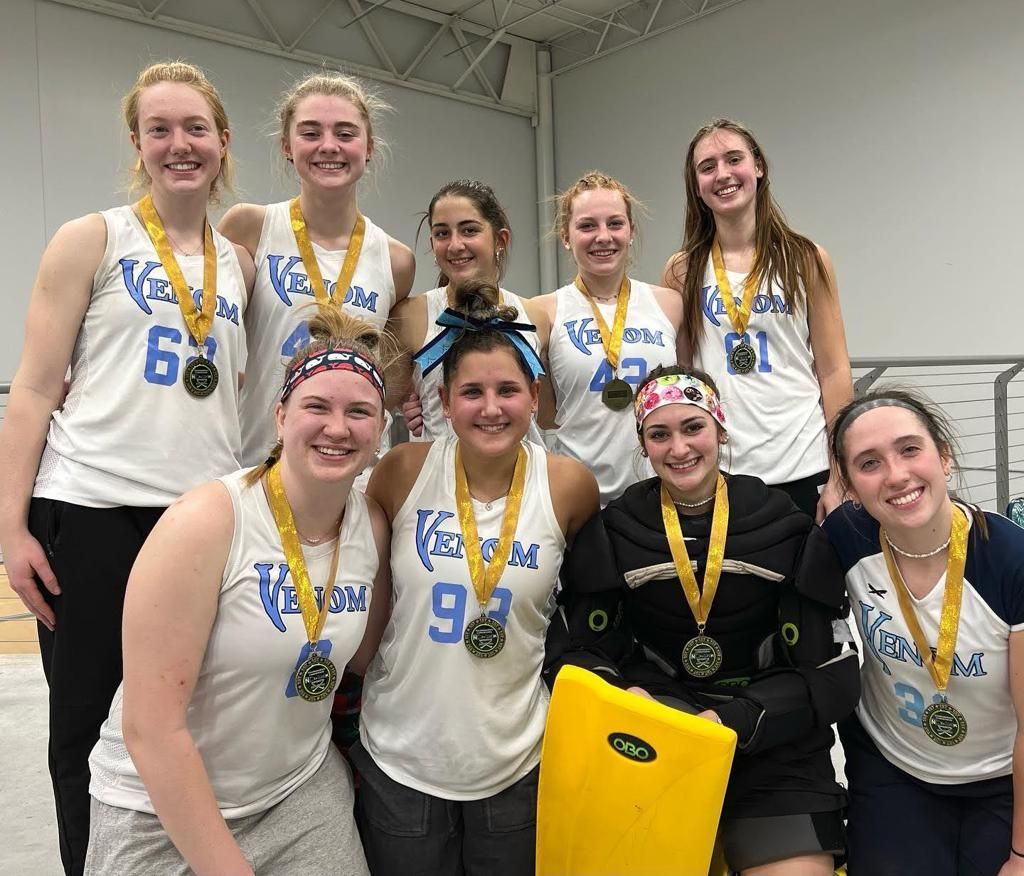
[219,71,415,469]
[547,365,860,875]
[824,391,1024,875]
[85,306,398,876]
[662,119,853,521]
[527,171,685,506]
[356,280,598,875]
[394,179,541,444]
[0,61,252,875]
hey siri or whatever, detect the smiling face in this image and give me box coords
[131,81,227,198]
[276,368,383,485]
[692,128,763,221]
[641,404,725,503]
[840,406,953,537]
[429,195,509,288]
[440,348,538,456]
[284,94,372,192]
[563,187,632,280]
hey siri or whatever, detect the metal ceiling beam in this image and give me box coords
[347,0,400,76]
[243,0,285,48]
[450,21,500,102]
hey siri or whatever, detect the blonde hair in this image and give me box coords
[244,305,408,487]
[122,61,234,200]
[553,170,643,244]
[276,71,391,161]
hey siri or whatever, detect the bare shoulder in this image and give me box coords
[660,250,688,290]
[231,242,257,294]
[218,203,267,255]
[139,479,236,573]
[45,212,108,272]
[388,292,429,351]
[546,451,599,537]
[387,236,416,302]
[546,452,593,489]
[650,283,684,325]
[366,441,431,518]
[360,490,392,546]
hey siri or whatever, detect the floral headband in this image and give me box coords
[413,308,545,381]
[634,374,727,432]
[281,345,385,404]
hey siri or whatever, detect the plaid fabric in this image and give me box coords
[331,671,365,784]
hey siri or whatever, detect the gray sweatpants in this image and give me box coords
[85,746,369,875]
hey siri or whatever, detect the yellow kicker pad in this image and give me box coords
[537,666,737,876]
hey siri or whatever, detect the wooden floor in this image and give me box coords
[0,566,39,655]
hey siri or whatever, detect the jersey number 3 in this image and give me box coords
[428,581,512,643]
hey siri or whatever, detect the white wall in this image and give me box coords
[0,0,540,379]
[551,0,1024,359]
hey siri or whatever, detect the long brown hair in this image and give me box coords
[669,119,833,356]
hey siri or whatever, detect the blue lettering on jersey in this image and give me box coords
[563,317,665,356]
[265,254,379,313]
[859,601,986,678]
[119,259,240,325]
[414,509,540,573]
[700,284,790,328]
[256,562,368,632]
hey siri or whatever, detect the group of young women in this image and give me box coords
[0,57,1021,876]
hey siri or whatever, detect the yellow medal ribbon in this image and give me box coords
[711,240,758,337]
[659,475,730,632]
[289,197,366,308]
[454,443,527,610]
[137,194,217,348]
[880,504,969,696]
[574,274,630,370]
[266,464,342,648]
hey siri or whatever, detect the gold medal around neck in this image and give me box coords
[574,275,634,411]
[289,198,365,308]
[659,476,730,679]
[921,699,968,746]
[137,194,218,397]
[728,341,756,375]
[294,651,338,703]
[454,444,527,659]
[712,241,761,377]
[266,464,343,703]
[880,504,970,745]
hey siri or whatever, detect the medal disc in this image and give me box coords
[294,652,338,702]
[728,342,756,375]
[681,634,723,678]
[921,700,967,746]
[601,378,634,411]
[464,615,506,659]
[183,356,219,398]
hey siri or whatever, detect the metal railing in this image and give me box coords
[851,355,1024,513]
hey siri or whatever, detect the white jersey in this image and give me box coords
[411,286,543,445]
[34,206,245,508]
[361,436,565,800]
[693,258,828,484]
[547,280,676,506]
[824,503,1024,785]
[239,201,396,467]
[89,468,378,818]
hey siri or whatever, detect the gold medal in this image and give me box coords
[454,443,527,659]
[660,477,729,678]
[601,377,634,411]
[880,505,970,745]
[294,651,339,703]
[289,198,365,308]
[728,341,756,375]
[711,241,760,376]
[267,464,343,702]
[137,194,218,397]
[464,614,506,658]
[575,275,633,411]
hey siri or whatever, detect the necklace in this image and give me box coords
[884,533,951,559]
[673,495,715,509]
[297,514,344,546]
[164,228,204,257]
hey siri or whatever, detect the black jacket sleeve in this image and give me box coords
[713,525,861,753]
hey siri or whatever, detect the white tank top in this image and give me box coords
[692,258,828,484]
[411,286,543,445]
[547,280,676,506]
[239,201,396,467]
[361,436,565,800]
[89,468,378,818]
[34,206,245,508]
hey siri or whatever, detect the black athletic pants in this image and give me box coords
[28,498,164,876]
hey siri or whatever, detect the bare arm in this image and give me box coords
[388,237,416,305]
[346,496,392,675]
[660,253,693,365]
[547,454,600,546]
[386,295,429,435]
[650,283,690,367]
[524,295,558,431]
[807,247,854,521]
[231,243,256,308]
[366,442,431,523]
[121,482,253,876]
[217,203,265,259]
[0,214,105,628]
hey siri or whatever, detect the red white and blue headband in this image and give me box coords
[634,374,727,432]
[413,308,545,381]
[281,345,385,404]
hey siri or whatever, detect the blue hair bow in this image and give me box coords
[413,308,546,380]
